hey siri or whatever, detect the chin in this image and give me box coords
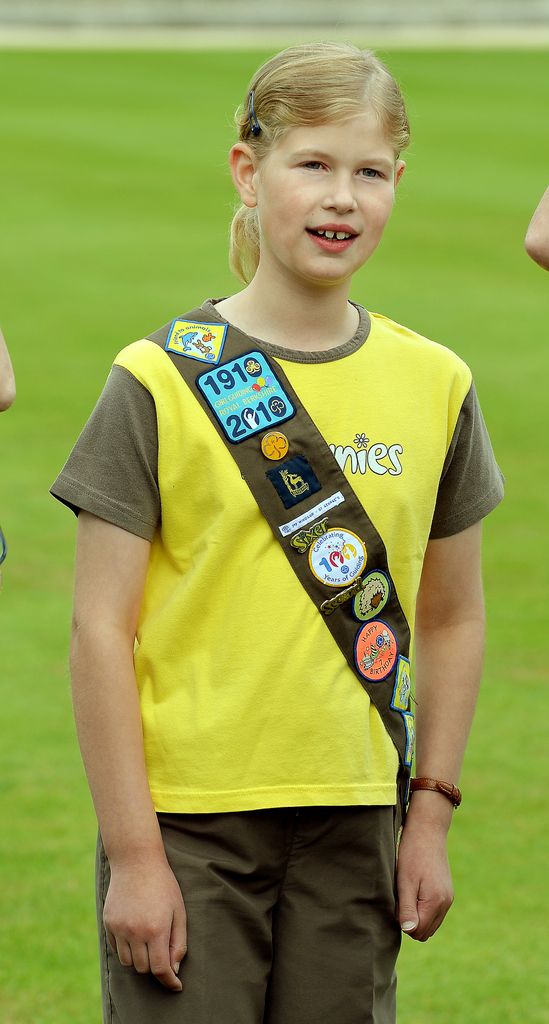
[298,265,355,288]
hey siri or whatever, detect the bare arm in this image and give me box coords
[525,187,549,270]
[72,511,186,990]
[0,327,16,411]
[397,521,485,940]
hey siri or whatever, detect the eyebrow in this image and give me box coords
[289,149,394,172]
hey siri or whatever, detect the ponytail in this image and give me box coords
[229,205,260,285]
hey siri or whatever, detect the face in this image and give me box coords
[235,111,405,289]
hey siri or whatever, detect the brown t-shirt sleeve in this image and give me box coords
[50,364,160,541]
[429,382,504,539]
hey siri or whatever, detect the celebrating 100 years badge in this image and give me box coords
[308,528,366,588]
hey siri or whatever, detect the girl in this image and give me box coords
[52,42,503,1024]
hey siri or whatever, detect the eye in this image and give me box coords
[301,161,325,170]
[359,168,383,179]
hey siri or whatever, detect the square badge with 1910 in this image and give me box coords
[196,351,296,444]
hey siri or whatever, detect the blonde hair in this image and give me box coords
[229,42,410,284]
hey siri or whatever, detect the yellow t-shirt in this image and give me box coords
[51,302,504,812]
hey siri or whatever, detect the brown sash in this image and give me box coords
[148,308,414,819]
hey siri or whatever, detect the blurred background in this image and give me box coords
[1,0,549,43]
[0,3,548,1023]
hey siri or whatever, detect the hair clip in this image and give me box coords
[248,90,261,136]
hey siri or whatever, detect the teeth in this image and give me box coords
[314,229,353,240]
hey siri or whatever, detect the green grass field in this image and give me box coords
[0,46,548,1023]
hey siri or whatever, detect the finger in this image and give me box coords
[129,941,151,975]
[115,938,133,967]
[396,879,419,934]
[169,901,188,975]
[412,915,443,942]
[412,899,451,942]
[421,902,452,940]
[148,936,183,992]
[105,927,117,955]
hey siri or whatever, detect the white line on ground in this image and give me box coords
[0,25,549,49]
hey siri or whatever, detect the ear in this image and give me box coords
[394,159,406,187]
[228,143,259,209]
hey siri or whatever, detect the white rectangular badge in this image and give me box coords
[278,491,345,537]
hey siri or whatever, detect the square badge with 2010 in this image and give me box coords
[196,351,296,444]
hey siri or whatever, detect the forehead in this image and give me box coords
[275,112,395,162]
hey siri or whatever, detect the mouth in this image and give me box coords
[307,226,358,240]
[306,226,358,252]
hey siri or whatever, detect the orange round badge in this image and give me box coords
[261,431,290,461]
[354,620,398,682]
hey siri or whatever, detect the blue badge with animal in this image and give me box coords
[266,455,321,509]
[165,319,228,364]
[197,350,296,443]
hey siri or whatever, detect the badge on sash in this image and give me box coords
[261,431,290,461]
[402,711,415,766]
[352,570,391,621]
[308,528,366,588]
[391,656,411,710]
[354,620,398,681]
[290,517,329,553]
[197,351,295,443]
[319,574,364,615]
[165,319,228,364]
[267,456,321,509]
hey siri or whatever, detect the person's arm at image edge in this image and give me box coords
[396,521,485,941]
[0,328,16,411]
[72,511,187,990]
[525,187,549,270]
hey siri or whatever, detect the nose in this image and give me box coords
[321,175,358,214]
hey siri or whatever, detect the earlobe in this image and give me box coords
[228,143,258,209]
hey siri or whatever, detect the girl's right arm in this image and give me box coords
[71,511,187,991]
[0,327,16,411]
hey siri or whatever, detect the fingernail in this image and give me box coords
[174,962,180,974]
[401,920,417,932]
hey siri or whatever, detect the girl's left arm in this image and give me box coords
[396,520,485,941]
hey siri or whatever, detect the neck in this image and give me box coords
[216,263,359,353]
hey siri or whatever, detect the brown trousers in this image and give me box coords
[96,806,401,1024]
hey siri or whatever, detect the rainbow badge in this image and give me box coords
[165,319,228,365]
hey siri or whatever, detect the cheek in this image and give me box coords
[260,195,302,244]
[366,191,395,231]
[260,186,291,225]
[377,187,396,215]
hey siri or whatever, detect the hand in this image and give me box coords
[396,807,454,942]
[103,858,187,991]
